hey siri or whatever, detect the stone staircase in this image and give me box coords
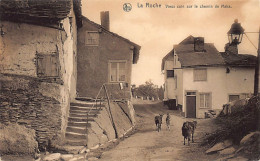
[65,99,104,146]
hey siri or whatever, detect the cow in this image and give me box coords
[154,114,164,132]
[182,121,197,145]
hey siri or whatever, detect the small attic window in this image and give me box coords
[85,31,99,46]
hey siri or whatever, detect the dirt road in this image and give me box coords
[98,100,220,161]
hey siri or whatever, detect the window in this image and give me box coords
[167,70,174,78]
[109,61,126,82]
[85,31,99,46]
[200,93,211,108]
[37,53,59,78]
[194,68,207,81]
[229,95,240,102]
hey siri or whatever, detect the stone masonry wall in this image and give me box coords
[0,15,77,150]
[0,74,64,150]
[87,101,134,148]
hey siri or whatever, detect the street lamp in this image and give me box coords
[228,19,260,96]
[227,19,245,45]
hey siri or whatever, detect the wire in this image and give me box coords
[244,33,258,50]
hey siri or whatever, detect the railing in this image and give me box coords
[86,83,130,147]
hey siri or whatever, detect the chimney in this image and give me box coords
[225,43,238,55]
[100,11,110,31]
[194,37,205,52]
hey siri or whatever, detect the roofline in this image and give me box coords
[180,64,256,68]
[82,16,141,49]
[82,16,141,64]
[161,49,174,70]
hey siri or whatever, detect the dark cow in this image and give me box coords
[182,121,197,145]
[154,114,164,132]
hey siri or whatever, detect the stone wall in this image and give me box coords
[0,74,64,150]
[87,101,134,148]
[0,10,78,149]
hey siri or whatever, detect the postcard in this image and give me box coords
[0,0,259,160]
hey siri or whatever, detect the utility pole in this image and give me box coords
[254,27,260,96]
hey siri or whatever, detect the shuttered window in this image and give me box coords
[194,68,207,81]
[199,93,211,108]
[85,31,99,46]
[37,54,59,78]
[229,95,239,102]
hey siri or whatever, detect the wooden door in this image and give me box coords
[186,96,196,118]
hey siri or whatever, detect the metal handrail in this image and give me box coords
[86,83,124,147]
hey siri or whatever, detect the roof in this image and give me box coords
[0,0,82,28]
[82,16,141,64]
[161,49,174,70]
[220,52,256,67]
[174,36,225,67]
[162,35,256,69]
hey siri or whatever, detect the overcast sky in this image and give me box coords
[82,0,260,86]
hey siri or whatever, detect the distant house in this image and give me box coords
[161,36,256,118]
[0,0,82,149]
[76,12,141,99]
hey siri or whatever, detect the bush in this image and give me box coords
[0,123,38,155]
[202,96,260,146]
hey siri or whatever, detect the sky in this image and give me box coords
[82,0,260,86]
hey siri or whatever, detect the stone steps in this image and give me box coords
[65,132,87,140]
[70,102,104,108]
[68,117,95,122]
[65,139,87,146]
[67,121,91,128]
[70,106,100,111]
[75,97,104,102]
[66,126,87,134]
[70,113,98,118]
[65,100,104,146]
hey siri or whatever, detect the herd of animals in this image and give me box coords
[154,113,197,145]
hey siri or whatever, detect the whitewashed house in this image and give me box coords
[161,36,256,118]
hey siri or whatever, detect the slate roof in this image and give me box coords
[174,36,225,67]
[162,35,256,69]
[82,17,141,64]
[220,52,256,67]
[161,49,174,70]
[0,0,82,28]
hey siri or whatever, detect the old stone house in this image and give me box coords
[76,12,141,99]
[0,2,140,151]
[162,36,256,118]
[0,0,82,149]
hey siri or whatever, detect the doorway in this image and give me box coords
[186,92,196,118]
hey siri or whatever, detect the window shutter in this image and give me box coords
[36,53,59,78]
[194,69,207,81]
[37,55,45,76]
[50,55,58,77]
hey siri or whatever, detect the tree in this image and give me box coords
[135,80,160,100]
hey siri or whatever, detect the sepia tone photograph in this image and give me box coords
[0,0,259,160]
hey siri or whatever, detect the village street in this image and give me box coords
[96,99,220,161]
